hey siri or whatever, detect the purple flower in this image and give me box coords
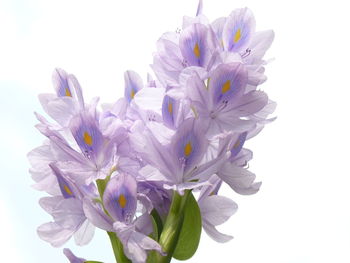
[63,248,86,263]
[124,70,144,102]
[103,173,138,223]
[38,68,85,127]
[179,23,217,68]
[198,175,238,243]
[187,62,268,135]
[222,8,256,53]
[83,173,164,263]
[37,164,95,247]
[134,118,230,193]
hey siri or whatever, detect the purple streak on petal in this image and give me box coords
[52,68,72,97]
[179,23,215,67]
[209,63,247,106]
[68,74,85,109]
[230,132,247,158]
[198,174,222,200]
[162,95,179,129]
[196,0,203,16]
[222,8,256,52]
[49,163,76,199]
[103,173,137,223]
[124,70,143,102]
[69,112,104,161]
[171,118,208,174]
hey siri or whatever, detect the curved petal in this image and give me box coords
[74,220,95,246]
[171,118,208,175]
[211,17,227,49]
[103,173,137,223]
[245,30,275,64]
[69,111,104,162]
[63,248,86,263]
[51,198,85,229]
[222,8,256,52]
[179,23,216,67]
[218,163,261,195]
[37,222,73,247]
[124,70,143,102]
[203,219,233,243]
[209,63,248,106]
[199,195,237,226]
[82,198,114,231]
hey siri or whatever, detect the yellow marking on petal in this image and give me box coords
[220,39,224,47]
[221,80,231,94]
[233,139,241,149]
[233,29,241,43]
[130,89,136,100]
[118,194,127,208]
[168,102,173,114]
[65,88,72,97]
[194,43,201,58]
[184,142,192,157]
[83,132,93,146]
[64,185,73,195]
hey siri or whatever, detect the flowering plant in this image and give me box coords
[28,1,275,262]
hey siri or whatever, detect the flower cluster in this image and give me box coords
[28,1,275,263]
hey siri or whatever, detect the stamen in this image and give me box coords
[241,48,251,58]
[175,28,182,34]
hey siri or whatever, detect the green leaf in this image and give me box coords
[96,174,111,198]
[85,261,104,263]
[173,192,202,260]
[146,209,164,263]
[151,209,163,240]
[107,231,131,263]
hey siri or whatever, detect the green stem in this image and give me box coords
[107,232,131,263]
[154,190,190,263]
[96,178,131,263]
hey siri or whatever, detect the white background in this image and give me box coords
[1,0,350,262]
